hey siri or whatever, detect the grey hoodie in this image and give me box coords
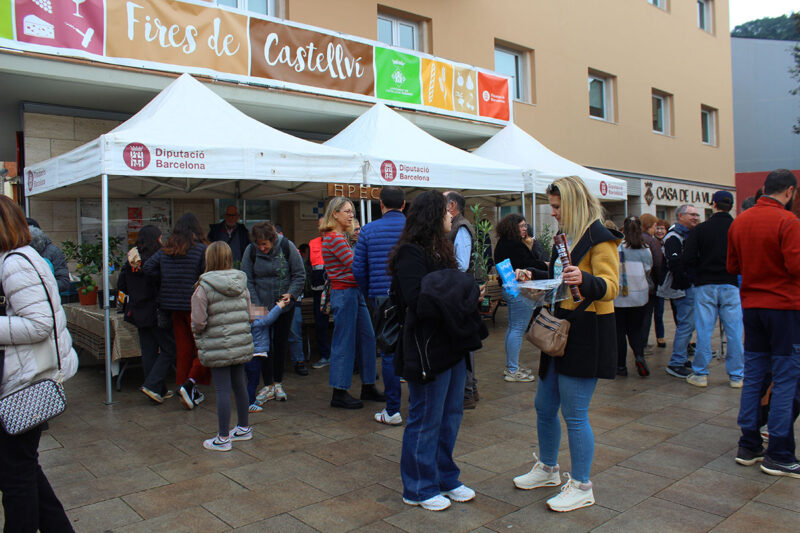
[28,226,71,293]
[191,269,253,368]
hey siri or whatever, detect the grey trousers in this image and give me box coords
[464,352,478,398]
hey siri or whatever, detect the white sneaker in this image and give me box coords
[203,434,231,452]
[441,484,475,502]
[256,385,274,405]
[403,494,451,511]
[504,369,535,382]
[513,453,561,490]
[274,383,287,401]
[230,426,253,441]
[374,409,403,426]
[546,474,595,512]
[686,374,708,387]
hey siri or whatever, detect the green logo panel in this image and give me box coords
[0,0,13,40]
[375,47,421,104]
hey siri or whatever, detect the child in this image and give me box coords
[191,241,254,451]
[245,295,289,412]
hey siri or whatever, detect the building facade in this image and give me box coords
[0,0,735,245]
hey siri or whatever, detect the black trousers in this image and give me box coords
[264,303,294,384]
[138,326,176,395]
[616,305,648,368]
[0,425,73,533]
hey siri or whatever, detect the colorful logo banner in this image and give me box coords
[478,71,510,121]
[453,66,478,116]
[106,0,249,75]
[15,0,104,55]
[1,0,13,40]
[250,18,374,96]
[421,58,453,111]
[375,47,421,104]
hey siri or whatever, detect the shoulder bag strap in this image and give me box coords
[6,252,61,372]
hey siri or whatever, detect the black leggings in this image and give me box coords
[616,305,648,367]
[263,304,294,384]
[210,365,249,437]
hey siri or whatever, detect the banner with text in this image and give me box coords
[1,0,511,124]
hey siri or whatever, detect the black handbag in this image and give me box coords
[372,279,403,353]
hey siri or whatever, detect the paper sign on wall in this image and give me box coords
[106,0,249,75]
[375,47,421,104]
[15,0,104,55]
[453,66,477,116]
[478,71,510,121]
[421,58,453,111]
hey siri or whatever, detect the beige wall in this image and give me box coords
[288,0,735,187]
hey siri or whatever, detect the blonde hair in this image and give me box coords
[205,241,233,272]
[547,176,604,244]
[319,197,354,233]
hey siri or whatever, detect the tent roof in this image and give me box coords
[24,74,363,197]
[324,103,525,192]
[473,124,627,200]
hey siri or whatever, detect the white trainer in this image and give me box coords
[513,453,561,490]
[274,383,287,401]
[203,434,231,452]
[546,474,595,512]
[402,494,451,511]
[374,409,403,426]
[441,484,475,502]
[256,385,274,405]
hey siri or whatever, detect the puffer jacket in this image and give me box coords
[144,243,206,311]
[241,236,305,312]
[1,246,79,397]
[191,270,253,368]
[352,210,406,298]
[28,227,71,293]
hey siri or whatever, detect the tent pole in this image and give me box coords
[531,171,537,236]
[520,192,525,218]
[360,199,366,226]
[101,174,113,405]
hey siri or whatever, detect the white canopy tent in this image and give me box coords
[324,103,527,195]
[474,124,628,230]
[24,74,365,403]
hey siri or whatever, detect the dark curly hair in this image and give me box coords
[162,212,206,256]
[389,191,456,272]
[496,213,526,241]
[135,225,162,264]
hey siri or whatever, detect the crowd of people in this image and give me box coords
[2,168,800,526]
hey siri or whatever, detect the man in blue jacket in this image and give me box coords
[353,186,406,425]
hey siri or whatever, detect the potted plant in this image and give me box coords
[63,237,124,306]
[469,203,494,312]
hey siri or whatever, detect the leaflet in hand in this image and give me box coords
[495,259,520,298]
[518,279,569,308]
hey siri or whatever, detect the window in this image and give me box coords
[588,71,615,121]
[652,89,672,135]
[697,0,713,32]
[648,0,665,8]
[701,105,717,145]
[377,14,420,50]
[494,46,531,102]
[215,0,277,16]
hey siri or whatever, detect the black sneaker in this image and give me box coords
[735,446,764,466]
[360,384,386,402]
[616,366,628,377]
[294,362,309,376]
[760,456,800,478]
[635,357,650,377]
[331,389,363,409]
[666,365,691,378]
[178,380,195,410]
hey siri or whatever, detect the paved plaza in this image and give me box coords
[7,311,800,532]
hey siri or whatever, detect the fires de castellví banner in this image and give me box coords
[1,0,511,123]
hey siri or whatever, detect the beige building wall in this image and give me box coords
[289,0,735,187]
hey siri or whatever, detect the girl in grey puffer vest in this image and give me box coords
[191,242,254,451]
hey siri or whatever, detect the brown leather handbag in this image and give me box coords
[526,298,592,357]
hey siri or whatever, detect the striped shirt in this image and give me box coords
[322,232,357,289]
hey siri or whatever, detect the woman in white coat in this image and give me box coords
[0,196,78,532]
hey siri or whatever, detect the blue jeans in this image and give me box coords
[288,305,304,364]
[738,309,800,463]
[668,288,695,367]
[535,365,598,483]
[692,284,744,379]
[401,358,466,501]
[370,298,402,416]
[654,297,666,339]
[329,288,377,390]
[504,289,535,373]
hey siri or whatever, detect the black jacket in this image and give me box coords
[117,261,158,328]
[208,222,250,263]
[143,243,206,312]
[392,244,487,383]
[494,238,547,285]
[683,212,738,287]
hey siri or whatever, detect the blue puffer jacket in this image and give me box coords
[353,210,406,298]
[143,243,206,312]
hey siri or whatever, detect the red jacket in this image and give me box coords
[308,236,324,268]
[727,196,800,309]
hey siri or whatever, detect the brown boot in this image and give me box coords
[463,396,476,410]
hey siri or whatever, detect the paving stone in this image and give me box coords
[297,455,400,496]
[151,448,259,483]
[112,506,229,533]
[457,439,538,473]
[620,443,720,480]
[587,405,644,430]
[42,461,96,488]
[666,423,741,455]
[754,477,800,513]
[54,467,169,510]
[305,433,397,465]
[486,499,617,532]
[637,407,714,432]
[203,478,328,528]
[709,501,800,533]
[655,468,770,517]
[592,466,674,512]
[122,472,248,519]
[290,484,403,533]
[386,494,517,533]
[595,422,677,452]
[472,468,555,508]
[703,448,780,484]
[674,391,741,415]
[66,498,142,532]
[233,512,319,532]
[592,497,723,533]
[223,451,336,489]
